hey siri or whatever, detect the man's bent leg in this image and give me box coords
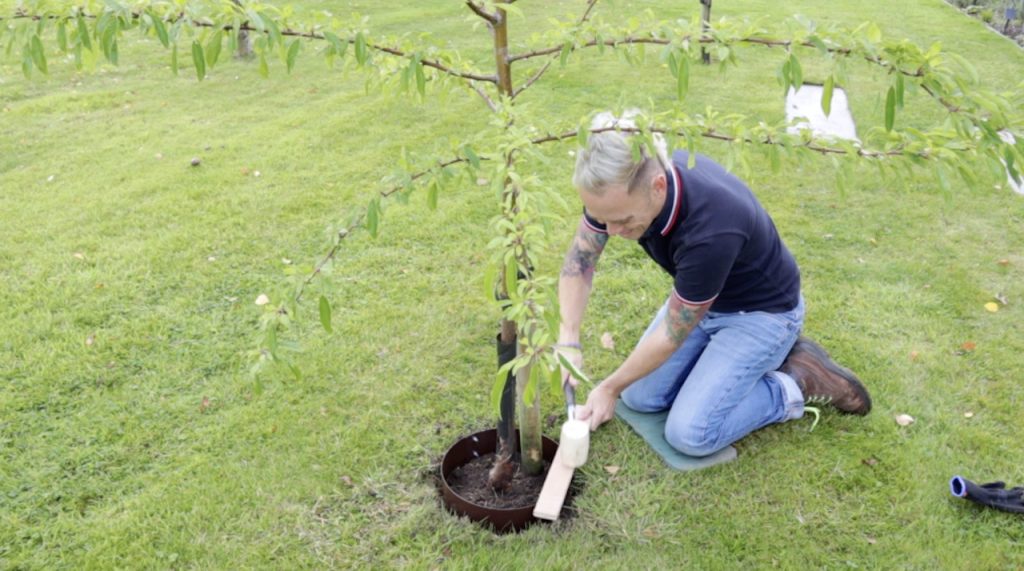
[664,301,804,456]
[620,302,712,413]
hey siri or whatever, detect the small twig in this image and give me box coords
[511,0,598,99]
[469,81,499,112]
[465,0,497,25]
[297,153,485,299]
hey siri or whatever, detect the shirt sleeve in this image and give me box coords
[582,209,608,234]
[672,232,746,305]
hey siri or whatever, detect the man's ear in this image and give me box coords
[652,172,668,198]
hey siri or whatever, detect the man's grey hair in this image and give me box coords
[573,109,670,196]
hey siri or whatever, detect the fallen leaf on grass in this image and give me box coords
[998,259,1010,266]
[340,475,354,487]
[909,350,920,361]
[862,456,879,467]
[960,341,976,352]
[254,294,270,306]
[895,414,915,427]
[996,293,1009,305]
[73,252,85,260]
[85,334,95,347]
[964,411,974,418]
[600,332,615,350]
[199,396,210,412]
[984,302,999,313]
[866,536,877,545]
[604,465,620,475]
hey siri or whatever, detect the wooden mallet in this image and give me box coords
[533,383,589,521]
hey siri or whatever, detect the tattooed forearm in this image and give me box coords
[560,230,608,278]
[664,298,707,345]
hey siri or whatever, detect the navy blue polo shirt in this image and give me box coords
[583,150,800,313]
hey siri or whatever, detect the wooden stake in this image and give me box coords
[532,446,575,521]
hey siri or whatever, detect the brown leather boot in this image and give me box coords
[780,336,872,415]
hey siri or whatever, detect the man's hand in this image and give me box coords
[576,383,619,431]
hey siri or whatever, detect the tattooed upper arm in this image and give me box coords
[561,221,609,279]
[664,294,712,345]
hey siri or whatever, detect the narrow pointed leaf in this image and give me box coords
[676,54,689,100]
[57,21,68,52]
[503,256,517,299]
[286,39,300,73]
[206,30,223,67]
[414,59,426,97]
[895,72,904,108]
[258,52,269,77]
[318,295,333,333]
[77,16,92,50]
[151,12,168,47]
[556,351,592,385]
[790,54,803,89]
[31,35,47,74]
[191,40,205,80]
[885,86,896,131]
[821,74,834,117]
[426,179,438,210]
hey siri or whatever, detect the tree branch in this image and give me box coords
[511,0,598,99]
[469,81,499,112]
[465,0,497,25]
[3,10,498,84]
[529,125,907,159]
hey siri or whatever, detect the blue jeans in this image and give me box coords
[620,297,805,457]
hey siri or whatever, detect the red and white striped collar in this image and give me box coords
[659,165,684,236]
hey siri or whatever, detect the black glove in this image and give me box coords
[950,476,1024,514]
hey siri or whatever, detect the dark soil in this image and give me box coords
[446,454,550,509]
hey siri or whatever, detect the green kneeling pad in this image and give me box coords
[614,400,737,471]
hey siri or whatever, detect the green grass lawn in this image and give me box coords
[2,0,1024,568]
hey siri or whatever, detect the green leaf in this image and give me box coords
[821,74,834,117]
[885,86,896,132]
[258,52,269,77]
[1007,147,1021,184]
[171,42,178,75]
[503,255,517,299]
[21,48,31,78]
[414,59,426,97]
[426,179,439,210]
[151,12,168,48]
[947,52,978,85]
[366,199,379,237]
[191,41,205,81]
[895,72,904,108]
[523,364,537,406]
[556,350,592,386]
[789,54,803,89]
[263,15,281,48]
[559,41,571,67]
[463,145,480,169]
[491,362,513,418]
[56,20,68,53]
[285,359,302,381]
[318,295,333,333]
[676,54,689,100]
[77,16,92,51]
[686,135,697,169]
[548,364,563,400]
[286,39,300,73]
[323,31,347,60]
[354,32,368,66]
[30,35,47,74]
[206,30,223,67]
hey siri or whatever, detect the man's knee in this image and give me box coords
[664,417,724,457]
[620,385,666,413]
